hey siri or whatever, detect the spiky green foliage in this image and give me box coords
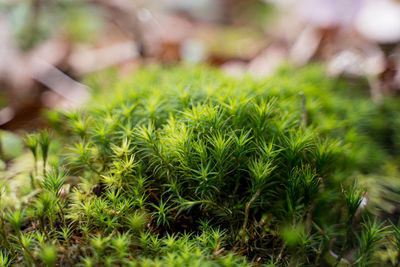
[0,250,13,267]
[2,65,400,266]
[39,130,51,174]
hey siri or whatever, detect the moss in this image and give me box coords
[1,65,400,266]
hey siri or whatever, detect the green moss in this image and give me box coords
[1,65,400,266]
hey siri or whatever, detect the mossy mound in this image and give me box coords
[1,65,400,266]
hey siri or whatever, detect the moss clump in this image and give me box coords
[1,65,400,266]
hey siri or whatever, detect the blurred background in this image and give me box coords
[1,0,400,131]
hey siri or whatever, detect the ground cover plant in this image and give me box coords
[1,65,400,266]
